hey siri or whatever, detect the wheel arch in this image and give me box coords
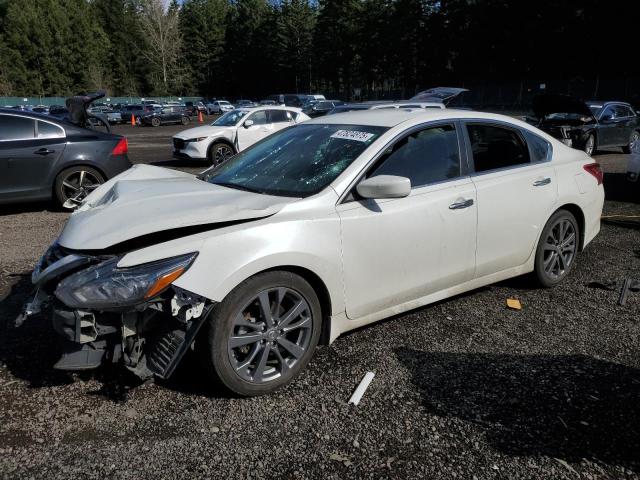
[52,162,107,195]
[246,265,333,345]
[553,203,586,251]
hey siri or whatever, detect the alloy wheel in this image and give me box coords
[542,218,577,281]
[214,145,234,165]
[61,170,102,205]
[585,135,595,156]
[227,287,313,384]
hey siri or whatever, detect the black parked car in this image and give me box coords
[530,94,640,155]
[302,99,345,117]
[139,105,190,127]
[120,104,155,123]
[0,108,131,208]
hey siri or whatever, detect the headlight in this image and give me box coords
[187,137,207,142]
[54,253,198,309]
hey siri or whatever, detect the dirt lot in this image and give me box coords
[0,121,639,479]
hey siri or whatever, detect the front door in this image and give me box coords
[236,110,274,150]
[338,123,477,319]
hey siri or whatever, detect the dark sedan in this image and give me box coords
[530,94,640,155]
[139,106,190,127]
[0,109,131,208]
[302,99,345,118]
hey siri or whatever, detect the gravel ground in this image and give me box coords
[0,127,639,479]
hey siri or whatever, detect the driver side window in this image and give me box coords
[601,105,615,119]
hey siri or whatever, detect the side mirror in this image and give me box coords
[356,175,411,199]
[243,119,254,128]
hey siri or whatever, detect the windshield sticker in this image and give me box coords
[330,130,375,142]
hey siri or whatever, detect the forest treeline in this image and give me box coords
[0,0,635,100]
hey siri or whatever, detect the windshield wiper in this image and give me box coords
[212,182,263,194]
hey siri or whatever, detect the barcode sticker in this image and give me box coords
[330,130,375,142]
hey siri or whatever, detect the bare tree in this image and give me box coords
[137,0,182,93]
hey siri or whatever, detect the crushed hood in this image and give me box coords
[409,87,468,104]
[173,125,234,140]
[58,165,296,251]
[532,94,594,119]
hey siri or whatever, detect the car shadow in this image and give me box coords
[0,201,57,215]
[395,348,640,471]
[603,172,640,204]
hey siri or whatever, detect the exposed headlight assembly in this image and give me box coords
[54,253,198,309]
[187,137,207,142]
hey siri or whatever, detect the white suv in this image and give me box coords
[206,100,234,114]
[173,106,310,164]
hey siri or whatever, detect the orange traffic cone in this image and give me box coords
[198,110,204,123]
[130,113,136,126]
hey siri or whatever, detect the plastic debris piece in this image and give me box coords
[348,372,375,406]
[506,298,522,310]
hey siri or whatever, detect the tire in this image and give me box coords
[181,116,189,126]
[196,271,322,396]
[533,209,580,288]
[151,117,161,127]
[584,134,596,156]
[621,130,639,154]
[54,166,105,208]
[207,142,235,166]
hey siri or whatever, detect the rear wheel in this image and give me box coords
[197,271,321,396]
[533,210,579,287]
[151,117,161,127]
[181,116,189,126]
[54,166,104,209]
[622,130,639,154]
[207,142,235,166]
[584,134,595,156]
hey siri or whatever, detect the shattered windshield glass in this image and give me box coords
[212,110,248,126]
[201,124,388,197]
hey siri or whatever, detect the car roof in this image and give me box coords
[236,106,301,113]
[0,107,60,121]
[306,108,525,128]
[586,100,631,107]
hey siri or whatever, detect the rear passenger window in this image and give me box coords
[467,124,530,172]
[370,124,461,188]
[268,110,290,123]
[0,115,36,141]
[523,130,552,163]
[37,121,64,139]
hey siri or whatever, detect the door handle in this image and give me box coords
[449,198,474,210]
[533,177,551,186]
[34,148,55,155]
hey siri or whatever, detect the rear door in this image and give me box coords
[0,115,66,202]
[268,109,295,133]
[464,122,557,277]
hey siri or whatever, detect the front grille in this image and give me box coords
[173,138,185,150]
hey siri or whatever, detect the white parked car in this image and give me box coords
[206,100,234,114]
[22,109,604,396]
[172,106,310,164]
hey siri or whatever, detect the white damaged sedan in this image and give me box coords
[22,109,604,396]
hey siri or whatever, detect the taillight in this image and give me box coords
[583,163,603,185]
[112,137,128,156]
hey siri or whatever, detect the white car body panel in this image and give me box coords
[172,106,310,160]
[57,109,604,344]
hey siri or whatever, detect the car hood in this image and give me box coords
[409,87,468,104]
[173,125,235,139]
[58,165,295,251]
[532,94,594,119]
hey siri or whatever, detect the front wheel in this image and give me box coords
[533,210,579,287]
[207,142,235,166]
[197,271,321,396]
[151,117,161,127]
[622,130,639,154]
[181,116,189,125]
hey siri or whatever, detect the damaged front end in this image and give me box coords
[18,242,212,379]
